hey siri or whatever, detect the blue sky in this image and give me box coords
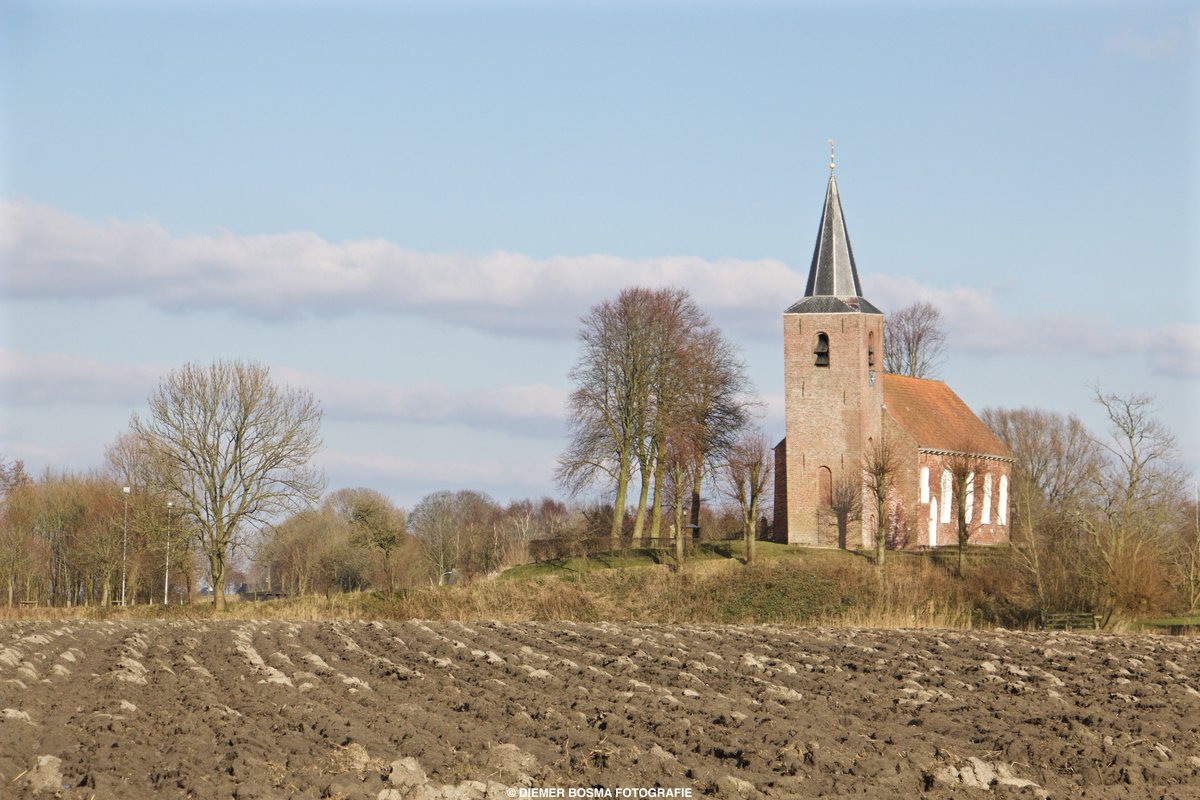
[2,0,1197,509]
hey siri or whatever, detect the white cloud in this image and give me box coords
[1140,324,1200,379]
[4,199,1194,378]
[273,366,568,436]
[0,348,161,406]
[0,197,800,339]
[862,275,1199,378]
[0,348,568,435]
[319,448,553,498]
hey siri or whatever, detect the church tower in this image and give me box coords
[775,149,884,546]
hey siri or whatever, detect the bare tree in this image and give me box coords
[258,509,338,596]
[557,288,661,543]
[720,429,772,565]
[0,481,46,607]
[946,446,987,576]
[557,287,752,546]
[863,435,902,570]
[408,489,499,583]
[131,360,324,610]
[682,328,754,535]
[1083,388,1184,622]
[983,406,1103,610]
[825,474,862,550]
[661,425,701,570]
[327,488,407,594]
[1168,487,1200,612]
[883,301,947,378]
[0,455,30,499]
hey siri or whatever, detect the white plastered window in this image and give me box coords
[940,470,952,523]
[982,473,992,525]
[965,472,975,523]
[998,475,1009,526]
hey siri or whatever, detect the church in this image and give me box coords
[772,158,1012,550]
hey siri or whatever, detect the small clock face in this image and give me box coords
[869,369,876,386]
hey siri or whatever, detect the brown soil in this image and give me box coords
[1,620,1198,799]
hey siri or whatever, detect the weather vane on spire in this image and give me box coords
[828,139,836,173]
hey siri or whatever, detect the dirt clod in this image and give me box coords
[0,620,1197,799]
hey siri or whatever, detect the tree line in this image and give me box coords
[984,390,1198,622]
[0,292,1195,624]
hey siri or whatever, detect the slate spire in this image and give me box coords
[786,146,881,315]
[805,170,862,298]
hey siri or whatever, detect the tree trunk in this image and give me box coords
[673,509,685,570]
[672,462,687,571]
[611,451,632,544]
[688,460,704,556]
[210,552,227,611]
[649,452,665,544]
[631,461,651,546]
[875,496,886,570]
[744,520,756,565]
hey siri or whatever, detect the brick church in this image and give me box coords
[772,162,1012,550]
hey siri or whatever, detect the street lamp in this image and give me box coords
[121,486,131,606]
[164,501,174,605]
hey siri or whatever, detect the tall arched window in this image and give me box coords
[940,469,952,523]
[814,333,830,367]
[998,475,1009,526]
[965,472,976,523]
[982,474,993,524]
[818,466,832,506]
[867,331,876,366]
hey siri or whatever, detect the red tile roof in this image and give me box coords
[882,374,1011,458]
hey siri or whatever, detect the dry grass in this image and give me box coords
[1,551,1010,629]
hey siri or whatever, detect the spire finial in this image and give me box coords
[828,138,835,173]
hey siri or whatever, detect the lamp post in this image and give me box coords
[164,501,173,605]
[121,485,131,606]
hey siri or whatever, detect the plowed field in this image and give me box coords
[2,620,1198,799]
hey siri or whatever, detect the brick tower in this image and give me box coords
[774,155,884,546]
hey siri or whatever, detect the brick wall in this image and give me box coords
[780,310,884,545]
[909,452,1013,547]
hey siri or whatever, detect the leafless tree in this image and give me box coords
[1082,388,1184,622]
[557,287,752,546]
[883,301,946,378]
[408,489,499,583]
[327,488,407,594]
[131,360,324,610]
[825,474,862,550]
[0,455,30,499]
[258,508,338,596]
[681,328,755,535]
[557,288,661,543]
[661,426,700,570]
[863,435,902,570]
[946,446,988,576]
[0,455,34,606]
[983,406,1103,609]
[720,429,772,565]
[1168,487,1200,612]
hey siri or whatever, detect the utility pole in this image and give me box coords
[164,501,173,605]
